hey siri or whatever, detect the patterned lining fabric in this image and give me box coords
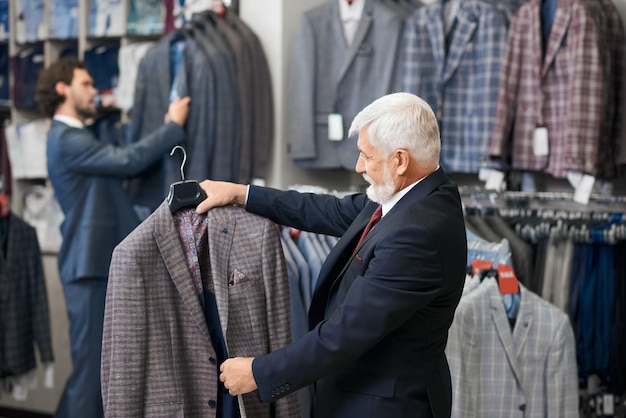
[173,209,212,293]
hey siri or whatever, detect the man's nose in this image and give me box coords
[355,156,365,173]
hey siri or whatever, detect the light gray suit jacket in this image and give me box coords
[288,0,405,169]
[102,202,301,418]
[445,279,579,417]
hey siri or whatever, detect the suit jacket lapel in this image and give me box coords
[442,4,479,84]
[541,0,572,77]
[309,202,375,327]
[426,4,446,81]
[312,204,372,295]
[512,285,533,362]
[335,0,374,90]
[152,203,210,339]
[489,282,524,388]
[207,210,236,339]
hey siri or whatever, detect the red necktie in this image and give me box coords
[353,205,382,254]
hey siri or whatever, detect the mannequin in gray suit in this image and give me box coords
[36,57,190,418]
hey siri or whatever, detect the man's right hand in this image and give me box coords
[166,96,191,127]
[196,180,248,214]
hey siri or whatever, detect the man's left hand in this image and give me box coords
[220,357,257,396]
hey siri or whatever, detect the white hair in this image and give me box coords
[349,92,441,166]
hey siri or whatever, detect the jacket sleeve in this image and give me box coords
[101,242,148,417]
[246,185,368,237]
[55,122,185,177]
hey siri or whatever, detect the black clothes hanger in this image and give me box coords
[167,146,207,213]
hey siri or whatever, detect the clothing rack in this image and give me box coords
[459,187,626,204]
[459,188,626,215]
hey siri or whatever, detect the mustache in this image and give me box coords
[362,173,373,184]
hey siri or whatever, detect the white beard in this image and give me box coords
[363,168,395,204]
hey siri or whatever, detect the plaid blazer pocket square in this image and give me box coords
[229,268,251,286]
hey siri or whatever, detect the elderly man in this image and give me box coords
[196,92,467,418]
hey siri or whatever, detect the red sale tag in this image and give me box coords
[0,194,9,218]
[471,260,492,276]
[497,264,519,295]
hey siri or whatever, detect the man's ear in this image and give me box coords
[54,81,67,97]
[394,149,410,175]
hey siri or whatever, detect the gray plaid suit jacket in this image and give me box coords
[102,202,301,418]
[446,279,578,417]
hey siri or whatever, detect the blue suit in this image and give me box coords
[47,119,185,418]
[247,167,467,418]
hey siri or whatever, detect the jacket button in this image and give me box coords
[209,357,216,365]
[519,404,526,411]
[285,384,291,390]
[208,400,216,408]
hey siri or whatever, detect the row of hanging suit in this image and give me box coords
[289,0,626,180]
[127,9,273,212]
[457,201,626,417]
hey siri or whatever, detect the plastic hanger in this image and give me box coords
[167,146,207,213]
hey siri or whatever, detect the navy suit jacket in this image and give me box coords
[247,167,467,418]
[46,119,185,283]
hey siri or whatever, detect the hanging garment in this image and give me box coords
[102,202,301,418]
[0,213,54,380]
[288,0,405,169]
[402,0,509,173]
[446,278,578,417]
[488,0,608,178]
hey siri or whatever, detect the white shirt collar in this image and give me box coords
[338,0,365,22]
[53,115,84,129]
[381,167,439,217]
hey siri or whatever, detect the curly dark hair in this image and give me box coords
[36,57,87,118]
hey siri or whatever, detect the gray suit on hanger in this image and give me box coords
[288,0,405,169]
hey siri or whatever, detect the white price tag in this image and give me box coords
[328,113,344,141]
[603,393,615,415]
[485,169,505,191]
[44,364,55,388]
[38,23,47,40]
[566,170,583,189]
[12,383,27,401]
[478,166,491,181]
[533,126,549,156]
[573,174,595,205]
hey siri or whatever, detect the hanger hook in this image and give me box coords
[170,145,187,181]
